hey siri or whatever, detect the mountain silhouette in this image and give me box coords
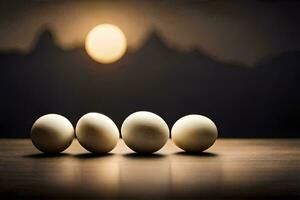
[31,28,62,53]
[0,28,299,138]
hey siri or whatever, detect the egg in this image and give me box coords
[171,115,218,152]
[121,111,169,153]
[31,114,75,153]
[75,112,119,153]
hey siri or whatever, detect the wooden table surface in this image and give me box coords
[0,139,299,200]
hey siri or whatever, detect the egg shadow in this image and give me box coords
[73,152,114,159]
[123,152,165,160]
[174,151,218,157]
[23,152,70,159]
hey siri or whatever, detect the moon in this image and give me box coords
[85,24,127,64]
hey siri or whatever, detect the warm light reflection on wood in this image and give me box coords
[0,139,299,199]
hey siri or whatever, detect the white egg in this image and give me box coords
[121,111,169,153]
[31,114,75,153]
[75,113,119,153]
[171,115,218,152]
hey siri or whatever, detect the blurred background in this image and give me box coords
[0,0,299,138]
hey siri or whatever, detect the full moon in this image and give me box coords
[85,24,127,64]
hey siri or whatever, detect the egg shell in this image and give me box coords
[76,112,119,153]
[121,111,169,153]
[171,114,218,152]
[31,114,75,153]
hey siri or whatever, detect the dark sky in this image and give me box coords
[0,0,299,65]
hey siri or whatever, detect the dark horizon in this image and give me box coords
[1,27,299,138]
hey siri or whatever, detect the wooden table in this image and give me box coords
[0,139,299,199]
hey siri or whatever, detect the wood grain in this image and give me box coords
[0,139,299,199]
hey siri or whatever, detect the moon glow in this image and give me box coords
[85,24,127,64]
